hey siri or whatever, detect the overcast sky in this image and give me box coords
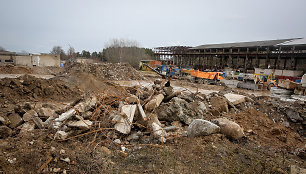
[0,0,306,53]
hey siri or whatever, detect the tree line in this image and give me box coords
[50,39,155,68]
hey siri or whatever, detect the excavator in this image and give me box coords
[237,73,277,90]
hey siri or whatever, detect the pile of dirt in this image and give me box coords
[61,62,145,81]
[0,75,80,104]
[0,65,33,74]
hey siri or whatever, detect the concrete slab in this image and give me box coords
[224,93,246,105]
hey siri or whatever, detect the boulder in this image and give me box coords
[8,113,23,128]
[212,118,244,139]
[187,119,220,137]
[0,125,12,138]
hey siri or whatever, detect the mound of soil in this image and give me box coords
[61,62,145,81]
[0,75,81,104]
[224,108,304,149]
[0,65,33,74]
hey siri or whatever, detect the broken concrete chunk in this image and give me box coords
[163,86,174,96]
[212,118,244,139]
[0,125,12,138]
[0,115,9,125]
[121,105,137,123]
[32,116,44,129]
[145,94,164,112]
[151,122,167,143]
[224,93,246,105]
[137,104,147,121]
[210,96,229,113]
[54,131,68,140]
[55,109,76,122]
[67,120,93,130]
[163,126,178,132]
[113,105,137,134]
[38,108,56,118]
[126,95,139,104]
[19,122,35,134]
[286,109,303,122]
[8,113,23,128]
[22,110,38,122]
[187,119,220,137]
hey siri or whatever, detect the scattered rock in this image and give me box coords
[60,157,70,163]
[119,151,128,158]
[187,119,220,137]
[54,131,68,140]
[22,110,38,122]
[37,107,56,118]
[113,139,121,144]
[290,165,306,174]
[286,109,303,122]
[32,116,44,129]
[212,118,244,139]
[101,146,112,155]
[0,125,12,138]
[19,121,35,134]
[126,95,139,104]
[210,96,229,113]
[8,113,23,128]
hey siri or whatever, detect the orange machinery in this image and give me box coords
[190,70,224,84]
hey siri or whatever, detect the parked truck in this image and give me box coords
[190,70,224,84]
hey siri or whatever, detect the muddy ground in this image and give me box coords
[0,64,305,174]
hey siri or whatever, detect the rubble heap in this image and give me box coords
[61,62,145,81]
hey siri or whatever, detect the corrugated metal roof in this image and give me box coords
[277,38,306,46]
[191,38,302,49]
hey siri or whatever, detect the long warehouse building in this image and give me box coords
[154,38,306,72]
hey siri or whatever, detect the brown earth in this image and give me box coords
[0,66,305,173]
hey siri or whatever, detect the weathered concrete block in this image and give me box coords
[187,119,220,137]
[224,93,246,105]
[8,113,23,128]
[54,131,68,140]
[32,116,44,129]
[212,118,244,139]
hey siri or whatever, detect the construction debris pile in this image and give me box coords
[2,78,304,149]
[60,62,145,81]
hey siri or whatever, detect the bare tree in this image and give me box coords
[67,46,76,59]
[50,46,66,60]
[103,38,149,67]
